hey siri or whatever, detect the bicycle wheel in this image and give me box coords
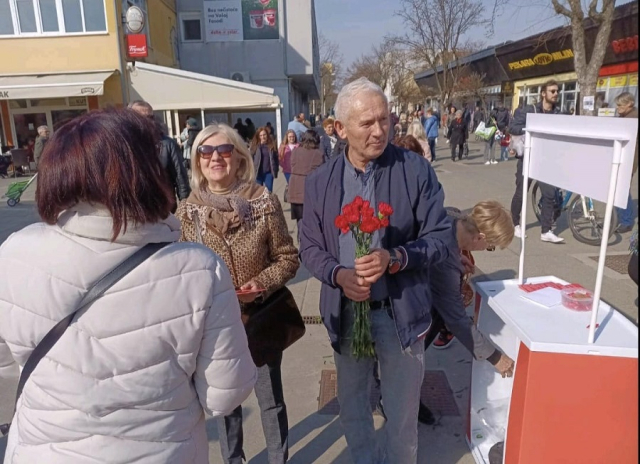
[530,181,542,222]
[568,196,617,246]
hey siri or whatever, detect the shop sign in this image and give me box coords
[630,74,638,86]
[610,75,628,87]
[597,77,609,88]
[125,6,145,34]
[204,0,279,42]
[611,35,638,54]
[69,97,87,107]
[501,81,514,94]
[508,49,574,70]
[127,34,148,58]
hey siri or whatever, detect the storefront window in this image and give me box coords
[597,73,638,110]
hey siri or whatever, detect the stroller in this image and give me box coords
[3,173,37,207]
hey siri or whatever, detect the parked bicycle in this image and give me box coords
[530,181,617,246]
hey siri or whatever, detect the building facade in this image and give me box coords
[0,0,181,153]
[175,0,320,134]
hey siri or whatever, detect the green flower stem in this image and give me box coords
[350,230,375,359]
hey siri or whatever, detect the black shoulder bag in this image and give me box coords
[0,242,170,437]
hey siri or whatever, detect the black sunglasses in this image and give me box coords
[547,89,559,94]
[197,144,235,159]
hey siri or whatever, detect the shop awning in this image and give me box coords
[128,62,281,111]
[0,71,115,100]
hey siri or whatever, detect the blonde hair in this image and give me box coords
[460,200,514,249]
[322,116,336,129]
[190,123,255,191]
[407,120,426,141]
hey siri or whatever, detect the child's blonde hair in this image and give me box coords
[459,200,514,249]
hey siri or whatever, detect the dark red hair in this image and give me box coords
[36,108,175,241]
[396,135,425,157]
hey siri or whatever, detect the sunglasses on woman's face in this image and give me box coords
[197,144,235,159]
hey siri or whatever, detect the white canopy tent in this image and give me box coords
[127,62,283,143]
[0,70,115,99]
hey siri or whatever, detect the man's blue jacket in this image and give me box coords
[424,115,439,139]
[299,143,454,353]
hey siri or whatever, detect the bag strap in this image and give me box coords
[1,242,170,436]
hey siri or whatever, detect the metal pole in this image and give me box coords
[518,130,532,284]
[275,106,283,148]
[587,139,622,344]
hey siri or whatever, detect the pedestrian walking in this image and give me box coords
[472,105,485,134]
[234,117,248,140]
[483,116,498,165]
[250,126,279,192]
[447,110,467,162]
[320,116,347,161]
[266,121,275,137]
[508,79,564,243]
[500,131,511,161]
[0,108,257,464]
[289,130,324,233]
[278,129,298,184]
[613,92,637,234]
[33,125,50,169]
[129,101,191,207]
[299,77,454,464]
[245,118,256,140]
[407,120,432,162]
[424,108,439,162]
[184,117,201,171]
[176,123,299,464]
[288,112,308,141]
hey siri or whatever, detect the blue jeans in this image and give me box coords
[284,172,291,184]
[616,191,636,227]
[256,171,274,192]
[427,137,436,161]
[500,146,509,161]
[334,302,425,464]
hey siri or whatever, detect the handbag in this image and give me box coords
[283,185,290,203]
[242,286,306,367]
[0,242,170,437]
[191,215,305,367]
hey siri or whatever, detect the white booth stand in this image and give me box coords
[467,114,639,464]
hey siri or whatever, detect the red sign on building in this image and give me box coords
[127,34,148,58]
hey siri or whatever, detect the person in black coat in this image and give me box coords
[447,110,467,162]
[128,100,191,210]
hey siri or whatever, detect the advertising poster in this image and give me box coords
[204,0,243,42]
[241,0,279,41]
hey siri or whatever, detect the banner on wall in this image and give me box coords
[204,0,279,42]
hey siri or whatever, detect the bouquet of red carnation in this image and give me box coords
[334,196,394,359]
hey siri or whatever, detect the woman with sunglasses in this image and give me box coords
[250,126,279,192]
[176,124,299,464]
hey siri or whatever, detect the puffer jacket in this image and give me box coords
[0,204,257,464]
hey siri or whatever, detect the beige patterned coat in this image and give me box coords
[176,188,299,297]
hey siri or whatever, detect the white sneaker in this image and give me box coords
[491,160,498,165]
[514,225,527,238]
[541,231,565,243]
[484,161,491,165]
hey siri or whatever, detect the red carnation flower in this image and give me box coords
[334,215,350,234]
[360,217,381,234]
[353,196,364,209]
[380,217,390,227]
[378,202,394,217]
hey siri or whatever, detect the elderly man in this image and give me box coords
[34,125,50,169]
[299,78,453,463]
[128,100,191,206]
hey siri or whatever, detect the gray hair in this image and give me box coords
[37,125,49,135]
[615,92,635,107]
[334,78,388,122]
[455,110,463,118]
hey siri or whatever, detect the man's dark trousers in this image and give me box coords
[510,157,557,233]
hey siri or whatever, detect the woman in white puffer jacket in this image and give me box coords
[0,108,257,464]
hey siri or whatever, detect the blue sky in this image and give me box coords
[315,0,633,69]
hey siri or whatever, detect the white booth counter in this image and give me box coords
[468,276,638,464]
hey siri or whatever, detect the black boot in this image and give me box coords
[418,401,435,425]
